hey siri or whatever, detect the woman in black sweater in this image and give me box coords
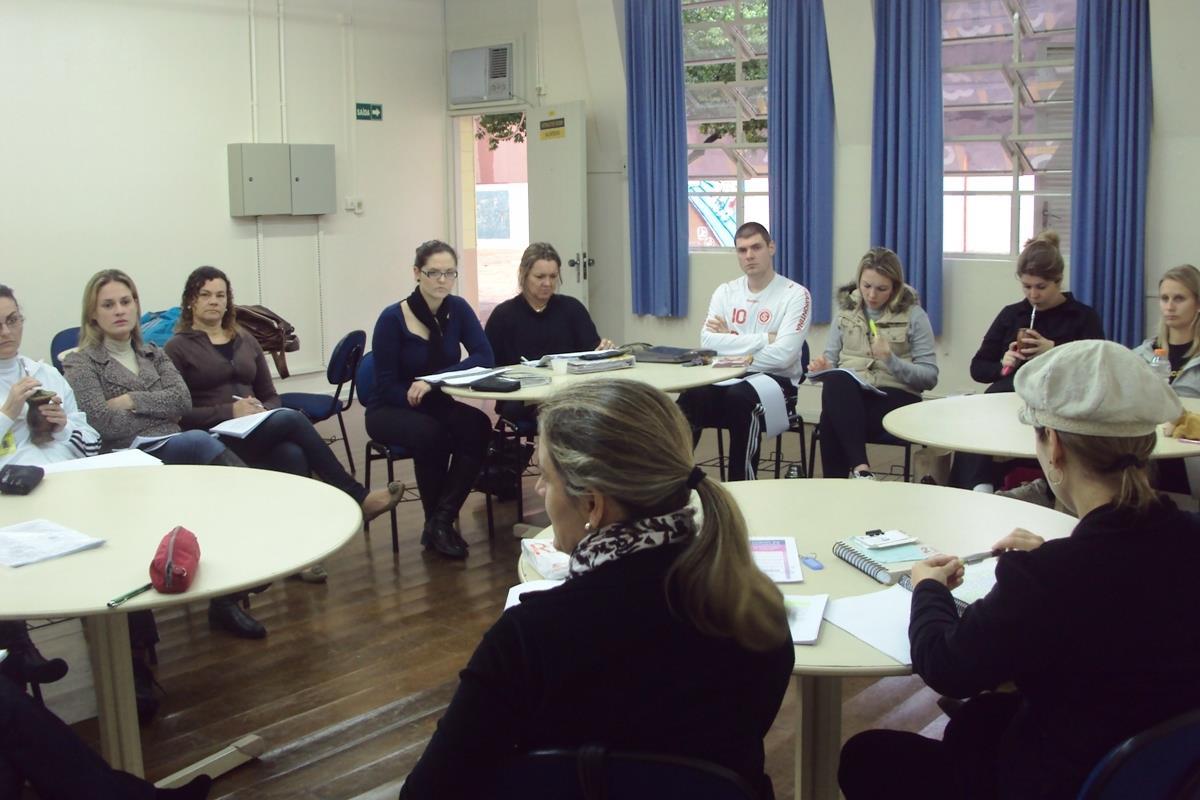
[399,381,794,799]
[839,341,1200,800]
[953,231,1104,490]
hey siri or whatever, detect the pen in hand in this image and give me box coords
[107,583,153,608]
[232,394,264,408]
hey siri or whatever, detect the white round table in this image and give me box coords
[883,393,1200,459]
[516,479,1077,800]
[0,465,361,780]
[442,361,748,402]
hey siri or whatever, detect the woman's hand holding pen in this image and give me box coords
[992,527,1045,553]
[870,335,892,360]
[911,554,965,590]
[232,395,265,417]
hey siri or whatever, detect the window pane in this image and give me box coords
[688,195,738,248]
[740,0,767,20]
[1019,101,1072,135]
[965,175,1014,191]
[685,25,737,62]
[1018,192,1072,254]
[685,86,737,120]
[944,195,966,252]
[688,149,737,179]
[944,176,966,191]
[945,106,1012,137]
[1020,30,1075,61]
[736,22,768,56]
[942,0,1013,39]
[736,148,769,179]
[1013,137,1071,171]
[944,140,1013,173]
[943,38,1014,69]
[733,84,768,119]
[963,194,1012,254]
[1014,63,1074,103]
[688,178,739,193]
[943,69,1014,106]
[687,122,735,146]
[686,62,736,83]
[1017,0,1076,32]
[743,193,769,229]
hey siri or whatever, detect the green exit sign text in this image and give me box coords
[356,103,383,121]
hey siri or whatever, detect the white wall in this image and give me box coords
[0,0,446,373]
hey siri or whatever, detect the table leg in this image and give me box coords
[83,613,142,776]
[793,675,842,800]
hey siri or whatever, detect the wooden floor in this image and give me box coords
[62,402,946,799]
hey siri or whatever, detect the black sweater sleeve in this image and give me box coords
[970,306,1018,385]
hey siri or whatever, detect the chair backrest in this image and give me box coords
[1076,708,1200,800]
[50,327,80,372]
[355,351,376,408]
[327,330,366,405]
[492,747,760,800]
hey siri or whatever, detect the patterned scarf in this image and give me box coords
[568,507,697,578]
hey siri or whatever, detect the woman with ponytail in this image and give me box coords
[839,341,1200,800]
[364,241,494,560]
[400,380,794,799]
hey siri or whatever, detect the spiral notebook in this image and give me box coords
[831,538,938,586]
[898,558,999,614]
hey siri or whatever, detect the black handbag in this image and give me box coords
[470,376,521,393]
[0,464,44,495]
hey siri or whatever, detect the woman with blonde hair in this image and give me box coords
[1134,263,1200,397]
[400,380,794,799]
[807,247,938,478]
[839,341,1200,799]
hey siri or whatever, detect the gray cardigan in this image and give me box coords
[62,341,192,450]
[1133,338,1200,399]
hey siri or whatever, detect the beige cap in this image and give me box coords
[1015,340,1182,437]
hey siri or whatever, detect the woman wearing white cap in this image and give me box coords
[838,340,1200,800]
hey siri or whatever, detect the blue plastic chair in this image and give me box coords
[355,352,418,553]
[492,747,761,800]
[1076,708,1200,799]
[49,327,80,372]
[280,330,365,474]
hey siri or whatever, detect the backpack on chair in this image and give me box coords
[235,305,300,378]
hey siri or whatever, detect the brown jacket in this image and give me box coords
[164,329,281,430]
[63,342,191,449]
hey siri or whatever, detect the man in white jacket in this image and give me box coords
[677,223,812,480]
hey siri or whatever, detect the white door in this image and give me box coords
[526,101,590,306]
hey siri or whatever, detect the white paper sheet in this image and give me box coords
[711,372,790,437]
[208,407,287,439]
[42,449,162,474]
[0,519,105,567]
[504,579,566,610]
[521,539,571,580]
[128,432,191,453]
[806,367,887,396]
[521,349,623,367]
[785,594,829,644]
[824,585,913,665]
[750,537,804,583]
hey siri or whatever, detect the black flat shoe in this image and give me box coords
[207,599,267,640]
[0,638,68,686]
[422,521,467,560]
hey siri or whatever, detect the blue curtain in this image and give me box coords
[768,0,835,324]
[626,0,689,317]
[1070,0,1152,346]
[870,0,943,333]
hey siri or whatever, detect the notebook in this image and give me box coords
[898,557,998,614]
[806,367,886,396]
[831,537,938,585]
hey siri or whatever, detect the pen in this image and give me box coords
[961,551,994,565]
[232,395,264,406]
[107,582,153,608]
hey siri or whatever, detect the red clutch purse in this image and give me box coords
[150,526,200,593]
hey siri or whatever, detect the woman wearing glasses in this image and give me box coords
[365,240,494,560]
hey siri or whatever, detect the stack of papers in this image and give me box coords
[566,354,636,374]
[417,366,508,386]
[521,349,624,367]
[522,539,570,580]
[0,519,105,567]
[823,585,913,664]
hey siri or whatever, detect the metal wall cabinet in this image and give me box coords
[227,143,335,216]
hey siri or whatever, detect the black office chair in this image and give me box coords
[492,746,761,800]
[355,352,420,553]
[49,327,80,372]
[280,330,365,474]
[1076,707,1200,799]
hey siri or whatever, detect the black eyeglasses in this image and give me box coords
[0,313,24,332]
[420,269,459,281]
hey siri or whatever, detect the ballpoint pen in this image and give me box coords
[107,582,153,608]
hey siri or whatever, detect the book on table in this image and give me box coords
[831,534,938,585]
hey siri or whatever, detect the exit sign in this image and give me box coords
[356,103,383,121]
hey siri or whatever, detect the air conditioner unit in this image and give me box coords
[449,44,514,105]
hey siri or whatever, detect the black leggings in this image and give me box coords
[676,376,796,481]
[364,392,491,520]
[817,371,920,478]
[221,408,366,504]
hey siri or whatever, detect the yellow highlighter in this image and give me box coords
[868,319,878,339]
